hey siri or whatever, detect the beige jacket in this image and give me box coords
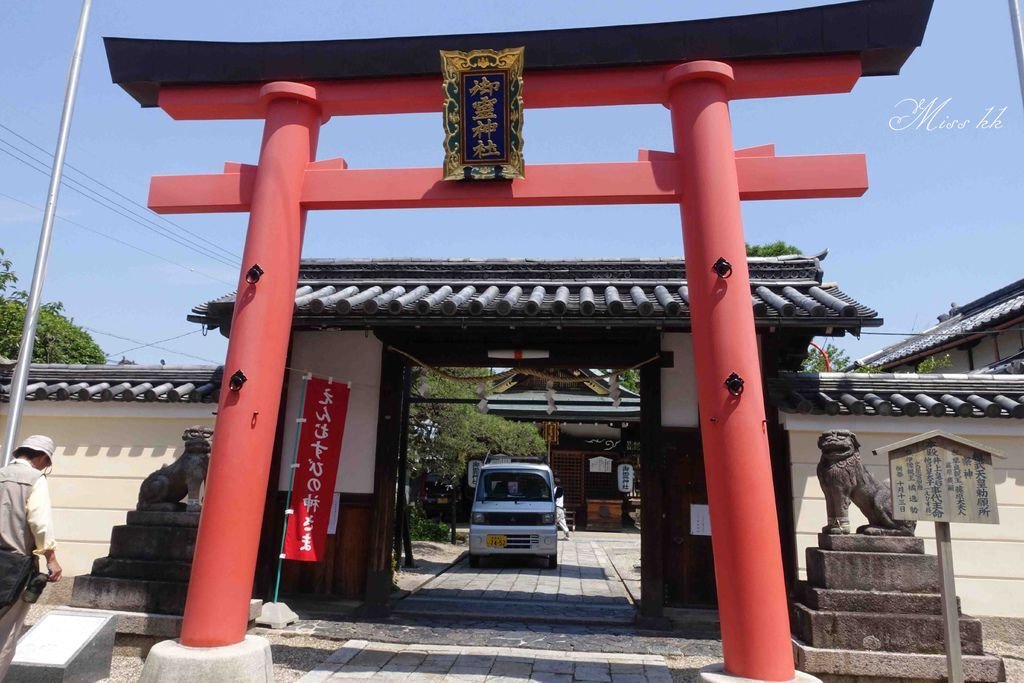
[0,459,56,557]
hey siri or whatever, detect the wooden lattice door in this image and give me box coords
[551,451,585,515]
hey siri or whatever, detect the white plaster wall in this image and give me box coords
[661,333,698,428]
[278,330,382,494]
[782,413,1024,618]
[0,403,216,576]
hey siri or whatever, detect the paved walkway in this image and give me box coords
[297,639,674,682]
[393,537,638,624]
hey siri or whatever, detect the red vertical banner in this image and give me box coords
[284,377,351,561]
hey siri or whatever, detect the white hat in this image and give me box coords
[15,435,55,461]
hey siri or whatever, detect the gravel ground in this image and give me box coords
[393,540,467,594]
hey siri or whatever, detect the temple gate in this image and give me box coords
[103,2,933,679]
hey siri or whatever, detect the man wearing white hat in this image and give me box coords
[0,435,62,677]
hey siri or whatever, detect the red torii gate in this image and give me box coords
[106,4,930,680]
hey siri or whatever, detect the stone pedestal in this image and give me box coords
[71,511,199,615]
[138,635,272,683]
[792,534,1006,682]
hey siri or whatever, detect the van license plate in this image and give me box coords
[485,535,507,548]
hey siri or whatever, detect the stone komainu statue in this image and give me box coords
[136,426,213,512]
[816,429,915,537]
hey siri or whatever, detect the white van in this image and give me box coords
[468,456,559,569]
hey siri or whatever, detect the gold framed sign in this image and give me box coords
[440,47,524,181]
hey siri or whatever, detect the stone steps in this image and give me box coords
[792,603,984,656]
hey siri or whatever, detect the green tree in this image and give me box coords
[408,369,546,486]
[0,249,105,364]
[916,353,952,374]
[746,241,802,257]
[801,342,851,373]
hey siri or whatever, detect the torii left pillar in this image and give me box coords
[139,82,322,680]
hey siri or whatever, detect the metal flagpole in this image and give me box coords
[2,0,93,465]
[273,373,311,605]
[1010,0,1024,111]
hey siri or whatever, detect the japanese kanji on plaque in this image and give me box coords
[284,377,351,561]
[440,47,524,181]
[881,431,1001,525]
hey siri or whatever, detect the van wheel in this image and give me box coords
[546,554,558,570]
[469,554,481,568]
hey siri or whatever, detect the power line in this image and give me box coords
[0,191,234,286]
[83,326,222,364]
[0,140,240,269]
[0,120,239,262]
[0,140,239,268]
[105,329,206,359]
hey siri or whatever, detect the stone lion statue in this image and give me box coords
[136,426,213,512]
[816,429,915,536]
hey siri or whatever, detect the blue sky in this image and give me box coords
[0,1,1021,366]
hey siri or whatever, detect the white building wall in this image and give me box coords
[661,333,698,428]
[782,414,1024,618]
[278,330,382,494]
[0,402,216,577]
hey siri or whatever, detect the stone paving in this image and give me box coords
[393,538,637,624]
[271,615,722,658]
[296,639,675,682]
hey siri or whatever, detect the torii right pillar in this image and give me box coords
[667,61,810,682]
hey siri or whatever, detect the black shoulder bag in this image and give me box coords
[0,550,35,608]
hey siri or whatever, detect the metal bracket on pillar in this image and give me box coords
[245,263,264,284]
[229,369,248,392]
[712,257,733,279]
[724,372,744,396]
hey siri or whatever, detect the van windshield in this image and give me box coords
[477,471,551,502]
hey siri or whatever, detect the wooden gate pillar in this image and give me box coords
[180,83,323,647]
[666,61,794,681]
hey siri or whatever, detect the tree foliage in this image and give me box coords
[408,368,546,485]
[746,241,803,257]
[0,249,105,364]
[801,341,851,373]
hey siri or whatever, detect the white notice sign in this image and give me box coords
[690,504,712,536]
[617,464,634,493]
[14,612,111,665]
[589,456,613,473]
[468,460,482,488]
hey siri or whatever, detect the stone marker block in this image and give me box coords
[108,524,197,562]
[816,533,924,554]
[72,575,189,615]
[796,582,951,615]
[792,603,983,655]
[90,556,193,583]
[805,549,939,593]
[125,510,200,527]
[8,609,116,683]
[793,637,1006,682]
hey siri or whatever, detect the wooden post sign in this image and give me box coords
[875,430,1004,683]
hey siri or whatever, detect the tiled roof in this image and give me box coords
[190,258,880,332]
[0,365,222,403]
[768,372,1024,419]
[856,278,1024,369]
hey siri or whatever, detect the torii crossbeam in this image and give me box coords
[104,3,932,680]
